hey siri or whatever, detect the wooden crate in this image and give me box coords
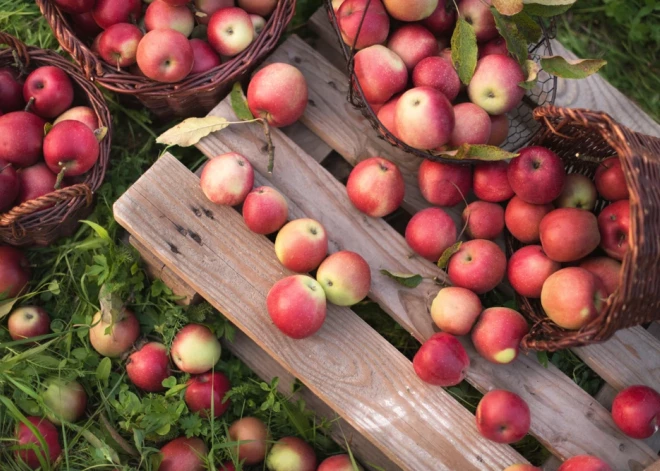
[114,22,660,471]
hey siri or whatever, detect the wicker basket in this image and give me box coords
[37,0,296,120]
[0,32,110,247]
[507,105,660,351]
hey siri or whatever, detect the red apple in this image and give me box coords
[16,163,57,205]
[316,250,371,306]
[579,257,621,297]
[346,157,405,218]
[98,23,143,68]
[0,246,30,298]
[458,0,497,41]
[611,385,660,439]
[418,159,471,207]
[540,208,600,262]
[159,437,208,471]
[208,7,254,56]
[23,66,74,119]
[413,332,470,386]
[242,186,288,234]
[337,0,390,50]
[597,199,630,261]
[504,196,553,244]
[507,245,560,298]
[488,113,510,146]
[54,106,99,131]
[42,379,87,425]
[16,417,62,469]
[354,45,408,105]
[194,0,235,25]
[8,306,50,341]
[480,37,509,57]
[395,87,455,150]
[237,0,277,16]
[412,56,461,103]
[171,324,222,374]
[0,68,25,113]
[44,120,100,177]
[92,0,142,29]
[200,152,254,206]
[476,390,530,443]
[405,207,457,262]
[274,219,328,273]
[447,239,506,294]
[507,146,566,205]
[462,201,504,240]
[218,462,236,471]
[383,0,438,21]
[503,465,541,471]
[266,437,317,471]
[54,0,96,14]
[162,0,193,5]
[473,161,514,203]
[71,12,103,37]
[185,371,231,417]
[145,0,195,37]
[250,14,266,35]
[190,39,222,74]
[431,286,482,336]
[228,417,269,465]
[0,160,19,212]
[471,307,529,364]
[422,0,456,35]
[468,54,526,115]
[137,29,195,83]
[555,173,597,210]
[387,25,438,71]
[318,454,364,471]
[247,63,308,127]
[267,275,327,339]
[595,157,628,201]
[89,309,140,358]
[0,112,46,168]
[449,102,492,147]
[127,342,171,392]
[557,456,612,471]
[376,94,401,138]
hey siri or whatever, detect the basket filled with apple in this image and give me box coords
[36,0,296,120]
[0,31,110,247]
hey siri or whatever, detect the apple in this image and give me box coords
[162,0,193,5]
[555,173,597,210]
[430,286,482,336]
[137,29,195,83]
[238,0,277,16]
[418,160,472,208]
[23,66,74,119]
[250,14,266,35]
[595,157,628,201]
[53,0,96,14]
[318,454,364,471]
[267,275,327,339]
[539,208,600,262]
[579,257,621,297]
[0,112,46,168]
[228,417,269,465]
[480,37,509,57]
[194,0,235,25]
[16,163,57,205]
[337,0,390,50]
[503,466,541,471]
[413,332,470,386]
[557,456,612,471]
[597,199,630,261]
[274,219,328,273]
[185,371,232,417]
[488,113,510,146]
[266,436,317,471]
[471,307,529,364]
[541,267,607,330]
[383,0,438,21]
[468,55,526,115]
[387,25,438,71]
[200,152,254,206]
[473,161,514,203]
[507,245,560,298]
[42,379,87,425]
[395,87,455,150]
[71,12,103,37]
[449,102,492,147]
[242,186,288,234]
[145,0,195,37]
[98,23,143,68]
[15,417,62,469]
[316,250,371,306]
[247,62,308,127]
[0,160,19,212]
[475,390,530,443]
[462,201,505,240]
[54,106,99,131]
[0,246,30,298]
[0,68,25,113]
[353,45,408,105]
[507,146,566,205]
[447,239,507,294]
[422,0,456,35]
[412,56,461,103]
[376,94,401,138]
[346,157,404,217]
[458,0,497,42]
[89,309,140,358]
[159,437,208,471]
[405,207,457,262]
[92,0,142,29]
[218,462,236,471]
[44,120,100,177]
[505,196,553,244]
[611,385,660,439]
[208,7,254,56]
[8,306,50,341]
[171,324,222,374]
[127,342,171,392]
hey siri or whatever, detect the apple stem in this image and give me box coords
[259,119,275,174]
[54,167,66,190]
[24,96,35,113]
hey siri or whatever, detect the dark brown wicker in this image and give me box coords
[37,0,296,120]
[0,32,110,247]
[507,105,660,351]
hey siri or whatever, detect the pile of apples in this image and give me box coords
[52,0,280,83]
[0,65,103,214]
[333,0,524,150]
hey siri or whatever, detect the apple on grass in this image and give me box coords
[42,379,87,425]
[316,251,371,306]
[242,186,288,234]
[383,0,438,21]
[473,161,514,203]
[8,306,50,342]
[219,462,236,471]
[137,29,194,83]
[274,219,328,273]
[431,287,482,336]
[247,63,308,127]
[353,45,408,105]
[422,0,456,35]
[337,0,390,50]
[508,246,560,298]
[557,456,612,471]
[405,207,457,262]
[44,120,100,177]
[508,146,566,205]
[23,66,74,119]
[228,417,269,465]
[611,385,660,439]
[171,324,222,374]
[0,68,25,112]
[16,417,62,469]
[595,156,628,201]
[200,152,254,206]
[540,208,600,262]
[266,437,317,471]
[0,160,19,212]
[92,0,142,29]
[0,246,30,298]
[413,332,469,386]
[579,257,621,297]
[346,157,404,218]
[597,199,630,261]
[471,307,529,364]
[17,163,57,205]
[208,7,255,57]
[159,437,208,471]
[267,275,327,339]
[98,23,143,68]
[395,87,455,150]
[89,309,140,358]
[318,454,364,471]
[127,342,171,392]
[555,173,597,210]
[145,0,195,37]
[447,239,507,294]
[468,54,526,115]
[476,390,530,443]
[387,25,438,71]
[418,159,471,207]
[54,106,99,131]
[0,112,47,168]
[412,56,461,103]
[190,39,222,74]
[505,196,553,244]
[185,371,232,418]
[462,201,505,240]
[488,114,510,147]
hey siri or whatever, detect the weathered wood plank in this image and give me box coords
[645,459,660,471]
[281,121,333,163]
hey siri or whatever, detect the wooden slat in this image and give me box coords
[114,154,526,471]
[281,121,333,163]
[645,460,660,471]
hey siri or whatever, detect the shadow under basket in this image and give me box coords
[508,105,660,351]
[0,32,111,247]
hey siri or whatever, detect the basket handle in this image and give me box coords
[0,31,30,69]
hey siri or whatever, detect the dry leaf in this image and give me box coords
[156,116,233,147]
[493,0,523,16]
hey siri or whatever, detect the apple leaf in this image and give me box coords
[94,126,108,142]
[540,56,607,79]
[522,0,575,17]
[380,270,424,288]
[511,11,542,43]
[537,350,549,368]
[491,7,529,65]
[96,357,112,383]
[437,242,462,269]
[519,59,541,89]
[0,297,18,320]
[493,0,523,16]
[230,82,254,121]
[433,144,519,161]
[451,18,478,85]
[43,123,53,136]
[156,116,234,147]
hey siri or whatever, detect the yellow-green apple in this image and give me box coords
[472,307,529,364]
[316,251,371,306]
[23,66,74,119]
[422,0,456,35]
[247,63,308,127]
[541,267,607,330]
[354,45,407,105]
[250,14,266,35]
[376,94,401,139]
[16,163,57,205]
[555,173,597,210]
[383,0,438,21]
[468,55,526,115]
[145,0,195,36]
[413,332,470,386]
[159,437,208,471]
[229,417,269,465]
[266,437,317,471]
[137,29,195,82]
[595,156,628,201]
[242,186,288,234]
[579,256,621,297]
[92,0,142,29]
[8,306,50,341]
[503,465,541,471]
[475,390,530,443]
[184,371,231,418]
[540,208,600,262]
[274,219,328,272]
[507,146,566,204]
[450,102,492,146]
[412,56,461,102]
[16,417,61,469]
[71,12,103,37]
[44,120,100,176]
[611,385,660,439]
[194,0,235,25]
[479,37,508,57]
[557,456,612,471]
[507,245,560,298]
[238,0,277,16]
[98,23,143,68]
[395,87,455,150]
[505,196,553,244]
[0,68,25,113]
[0,160,19,212]
[0,111,46,167]
[0,246,30,298]
[462,201,504,240]
[488,113,509,146]
[418,159,472,207]
[405,207,457,262]
[337,0,390,50]
[387,25,438,70]
[597,199,629,261]
[42,379,87,425]
[54,0,95,13]
[171,324,222,374]
[89,309,140,357]
[473,161,514,203]
[266,275,327,338]
[346,157,404,218]
[54,106,99,130]
[127,342,171,392]
[447,239,506,294]
[458,0,496,42]
[189,39,222,74]
[318,454,364,471]
[200,152,254,206]
[208,7,254,56]
[430,286,482,335]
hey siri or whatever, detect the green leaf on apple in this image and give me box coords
[230,82,254,121]
[380,270,424,288]
[540,56,607,79]
[451,18,478,86]
[433,144,519,161]
[491,7,529,65]
[0,297,18,320]
[437,242,462,269]
[522,0,575,17]
[43,122,53,136]
[519,60,541,89]
[493,0,523,16]
[510,11,542,43]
